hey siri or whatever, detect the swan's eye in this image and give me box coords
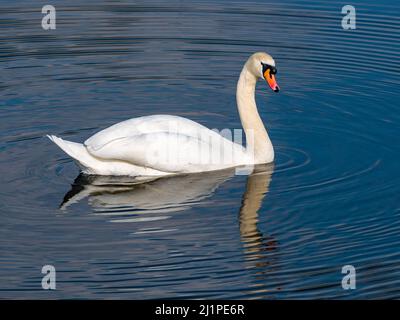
[261,62,277,75]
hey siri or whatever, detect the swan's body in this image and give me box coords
[48,52,279,176]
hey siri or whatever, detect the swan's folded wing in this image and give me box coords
[85,132,244,173]
[84,115,210,152]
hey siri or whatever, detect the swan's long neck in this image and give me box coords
[236,65,274,163]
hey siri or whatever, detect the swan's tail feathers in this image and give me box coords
[47,135,97,174]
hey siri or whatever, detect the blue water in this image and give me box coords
[0,0,399,299]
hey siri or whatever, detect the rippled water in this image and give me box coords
[1,0,399,299]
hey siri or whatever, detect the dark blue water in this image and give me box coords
[0,0,399,299]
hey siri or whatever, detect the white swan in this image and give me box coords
[48,52,279,176]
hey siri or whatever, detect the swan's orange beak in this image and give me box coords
[264,69,280,93]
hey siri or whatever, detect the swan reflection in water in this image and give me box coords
[61,164,277,269]
[61,168,235,214]
[238,165,279,273]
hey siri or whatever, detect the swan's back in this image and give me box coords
[84,115,211,152]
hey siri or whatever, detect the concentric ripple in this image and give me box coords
[0,0,399,299]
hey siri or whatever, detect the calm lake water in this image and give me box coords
[0,0,399,299]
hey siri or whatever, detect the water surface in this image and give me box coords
[0,0,399,299]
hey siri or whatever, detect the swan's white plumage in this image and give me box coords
[82,115,250,173]
[48,52,277,176]
[47,134,168,176]
[48,114,251,175]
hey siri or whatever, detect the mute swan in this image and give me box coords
[48,52,279,176]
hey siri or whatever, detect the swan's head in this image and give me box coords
[247,52,280,92]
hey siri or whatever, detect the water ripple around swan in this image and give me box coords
[0,0,399,299]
